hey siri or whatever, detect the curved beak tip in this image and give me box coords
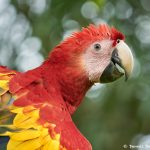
[116,41,134,82]
[100,41,134,83]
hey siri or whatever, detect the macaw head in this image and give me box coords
[80,24,134,83]
[50,24,134,84]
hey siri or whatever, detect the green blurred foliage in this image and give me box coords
[0,0,150,149]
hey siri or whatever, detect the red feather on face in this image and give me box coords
[50,24,124,59]
[0,24,125,150]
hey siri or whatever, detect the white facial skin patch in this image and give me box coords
[82,39,114,82]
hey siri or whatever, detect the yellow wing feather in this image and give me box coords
[1,106,61,150]
[0,71,67,150]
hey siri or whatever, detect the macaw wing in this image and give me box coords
[0,66,17,150]
[0,66,16,125]
[0,67,92,150]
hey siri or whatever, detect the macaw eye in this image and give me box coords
[94,43,101,51]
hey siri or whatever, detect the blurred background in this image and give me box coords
[0,0,149,150]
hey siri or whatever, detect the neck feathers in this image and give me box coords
[43,59,92,114]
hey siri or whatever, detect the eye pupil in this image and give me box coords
[94,43,101,51]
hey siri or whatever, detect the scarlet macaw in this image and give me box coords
[0,24,134,150]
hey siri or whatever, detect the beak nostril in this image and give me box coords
[116,39,120,44]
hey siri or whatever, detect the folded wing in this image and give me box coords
[0,66,92,150]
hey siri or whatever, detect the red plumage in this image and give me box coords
[0,24,125,150]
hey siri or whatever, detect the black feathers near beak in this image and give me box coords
[100,49,127,83]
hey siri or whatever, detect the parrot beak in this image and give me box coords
[100,40,134,83]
